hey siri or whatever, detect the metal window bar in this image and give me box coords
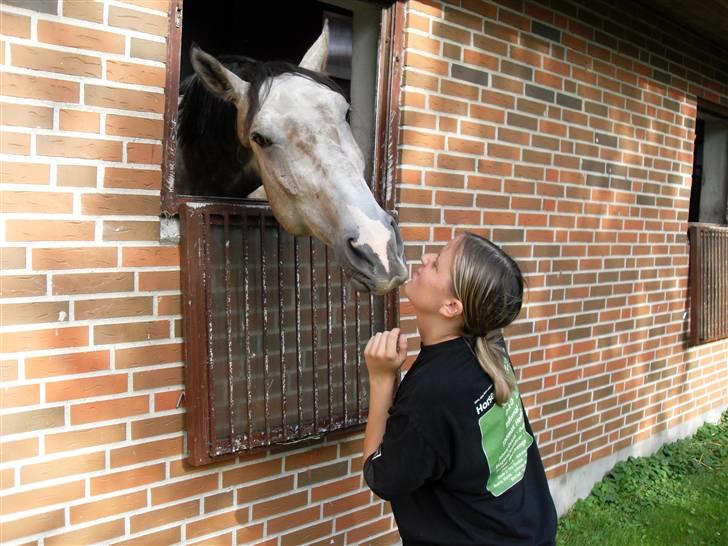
[181,202,387,459]
[689,223,728,345]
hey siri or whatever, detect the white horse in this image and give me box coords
[177,24,408,295]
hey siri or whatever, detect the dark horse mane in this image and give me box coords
[176,54,345,198]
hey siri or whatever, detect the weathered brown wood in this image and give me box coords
[160,0,183,215]
[689,223,728,345]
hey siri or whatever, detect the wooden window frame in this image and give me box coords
[687,98,728,346]
[159,0,406,465]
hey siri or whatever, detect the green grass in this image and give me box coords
[557,410,728,546]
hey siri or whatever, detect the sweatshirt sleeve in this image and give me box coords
[363,405,446,501]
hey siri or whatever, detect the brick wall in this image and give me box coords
[396,0,728,483]
[1,0,727,544]
[0,1,398,544]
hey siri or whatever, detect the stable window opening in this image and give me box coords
[161,0,404,465]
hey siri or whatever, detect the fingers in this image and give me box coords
[398,333,408,355]
[385,328,400,357]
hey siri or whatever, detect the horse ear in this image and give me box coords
[191,45,249,109]
[299,19,329,73]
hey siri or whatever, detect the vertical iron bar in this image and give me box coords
[369,292,375,338]
[278,224,287,439]
[341,266,348,426]
[311,239,319,430]
[243,212,252,450]
[223,212,235,444]
[260,213,270,443]
[294,237,303,433]
[325,246,333,427]
[203,212,217,453]
[355,290,361,421]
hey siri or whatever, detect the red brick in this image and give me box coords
[133,366,184,390]
[104,167,161,190]
[108,5,168,36]
[131,413,184,439]
[0,384,40,409]
[186,508,249,540]
[0,326,88,353]
[93,320,170,345]
[0,11,30,38]
[76,296,154,320]
[44,519,124,546]
[33,247,117,270]
[0,359,18,382]
[25,351,108,380]
[0,131,30,155]
[38,21,125,54]
[139,270,181,291]
[46,423,125,454]
[223,459,282,487]
[0,509,64,543]
[63,0,104,23]
[53,272,134,295]
[71,395,149,425]
[130,502,198,535]
[111,436,183,469]
[0,72,79,102]
[59,109,101,133]
[11,44,102,78]
[152,474,219,505]
[116,342,183,369]
[0,481,84,516]
[21,451,105,485]
[115,527,181,546]
[127,142,163,164]
[82,193,160,216]
[85,85,164,114]
[106,60,166,87]
[47,374,128,402]
[121,246,179,267]
[0,102,53,129]
[130,37,166,62]
[57,164,97,187]
[106,114,164,139]
[236,475,294,505]
[0,301,68,326]
[37,136,122,161]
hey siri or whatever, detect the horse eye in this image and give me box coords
[345,108,352,124]
[251,132,272,148]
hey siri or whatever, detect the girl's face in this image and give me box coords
[403,237,461,315]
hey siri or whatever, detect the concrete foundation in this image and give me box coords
[548,405,727,516]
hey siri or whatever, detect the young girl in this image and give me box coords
[363,232,557,545]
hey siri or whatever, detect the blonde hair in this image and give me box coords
[451,233,524,405]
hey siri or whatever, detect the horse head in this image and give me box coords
[188,24,407,295]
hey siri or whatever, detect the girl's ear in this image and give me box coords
[440,298,463,319]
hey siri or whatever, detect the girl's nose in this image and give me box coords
[421,253,435,266]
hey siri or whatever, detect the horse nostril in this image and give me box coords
[346,238,376,270]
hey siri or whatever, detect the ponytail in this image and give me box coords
[451,233,524,406]
[474,332,515,405]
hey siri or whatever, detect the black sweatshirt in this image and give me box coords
[363,337,557,546]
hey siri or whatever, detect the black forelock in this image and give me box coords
[178,55,346,151]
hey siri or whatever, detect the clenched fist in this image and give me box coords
[364,328,408,380]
